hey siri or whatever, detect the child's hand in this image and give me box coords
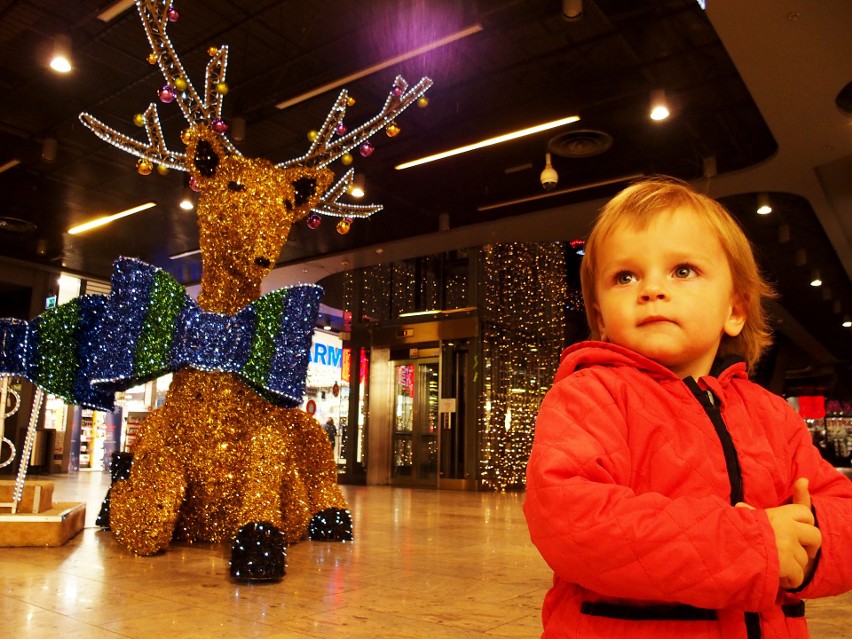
[735,478,821,590]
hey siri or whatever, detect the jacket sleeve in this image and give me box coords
[523,371,779,612]
[781,401,852,599]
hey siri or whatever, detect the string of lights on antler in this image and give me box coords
[80,0,432,234]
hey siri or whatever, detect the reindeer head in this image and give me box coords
[79,0,431,309]
[183,125,333,285]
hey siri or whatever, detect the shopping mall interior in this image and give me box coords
[1,1,851,636]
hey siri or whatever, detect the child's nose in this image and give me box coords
[639,280,668,301]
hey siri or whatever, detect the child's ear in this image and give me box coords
[724,294,747,337]
[593,304,607,341]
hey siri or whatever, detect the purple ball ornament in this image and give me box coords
[306,213,322,229]
[159,85,175,103]
[335,122,348,136]
[167,6,180,22]
[392,85,404,97]
[211,118,229,134]
[359,141,374,158]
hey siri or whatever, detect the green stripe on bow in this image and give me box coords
[242,288,289,389]
[134,269,188,379]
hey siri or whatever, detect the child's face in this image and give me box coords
[592,207,746,380]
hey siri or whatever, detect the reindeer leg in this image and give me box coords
[285,409,354,542]
[108,413,186,556]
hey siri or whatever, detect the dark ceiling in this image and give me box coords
[1,0,851,390]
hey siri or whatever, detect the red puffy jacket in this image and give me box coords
[524,341,852,638]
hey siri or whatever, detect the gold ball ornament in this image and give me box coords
[336,218,351,234]
[146,52,158,65]
[136,158,153,175]
[180,128,193,145]
[216,82,229,95]
[157,164,170,176]
[417,96,429,108]
[340,153,353,166]
[347,95,356,107]
[208,46,219,56]
[174,77,188,92]
[386,121,401,137]
[133,113,146,127]
[307,130,318,142]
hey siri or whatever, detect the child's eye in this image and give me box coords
[673,264,696,279]
[615,271,636,285]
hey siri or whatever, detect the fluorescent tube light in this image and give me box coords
[276,24,483,110]
[170,248,201,260]
[67,202,156,235]
[396,116,580,170]
[98,0,136,23]
[0,159,21,173]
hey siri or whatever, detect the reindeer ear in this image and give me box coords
[286,167,334,222]
[183,125,228,187]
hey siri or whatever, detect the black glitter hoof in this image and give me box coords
[229,522,286,582]
[95,452,135,529]
[309,508,354,542]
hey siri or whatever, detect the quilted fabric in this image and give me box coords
[524,341,852,639]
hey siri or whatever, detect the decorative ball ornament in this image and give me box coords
[136,158,153,175]
[189,175,201,192]
[392,85,404,97]
[336,218,351,234]
[211,118,229,133]
[346,96,356,107]
[159,85,175,103]
[306,213,322,229]
[307,130,318,142]
[359,141,374,157]
[216,82,228,95]
[167,6,180,22]
[417,96,429,108]
[147,52,158,65]
[174,77,188,92]
[208,46,219,56]
[340,153,353,165]
[386,121,401,137]
[133,113,146,127]
[157,164,170,176]
[335,122,347,136]
[180,128,193,145]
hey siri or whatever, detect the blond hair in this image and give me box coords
[580,177,776,370]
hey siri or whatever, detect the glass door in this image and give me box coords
[391,359,439,486]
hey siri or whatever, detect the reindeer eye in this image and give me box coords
[227,181,246,192]
[292,177,317,206]
[193,140,219,177]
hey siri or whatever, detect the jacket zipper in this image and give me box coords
[684,377,761,639]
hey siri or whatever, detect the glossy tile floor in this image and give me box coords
[1,471,849,638]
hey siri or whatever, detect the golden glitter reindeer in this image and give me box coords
[79,0,430,580]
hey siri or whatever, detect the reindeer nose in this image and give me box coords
[254,256,271,268]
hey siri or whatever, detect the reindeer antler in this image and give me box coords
[79,0,432,222]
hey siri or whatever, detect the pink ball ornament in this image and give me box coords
[392,85,403,97]
[335,122,347,136]
[167,7,180,22]
[159,85,175,103]
[306,213,322,229]
[189,176,201,192]
[211,118,229,133]
[359,141,374,157]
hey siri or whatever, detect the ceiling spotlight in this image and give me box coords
[649,89,670,121]
[756,193,772,215]
[540,153,558,191]
[843,316,852,328]
[348,174,365,198]
[562,0,583,21]
[179,189,194,210]
[49,34,73,73]
[809,270,822,287]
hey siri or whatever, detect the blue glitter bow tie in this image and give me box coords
[0,258,322,411]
